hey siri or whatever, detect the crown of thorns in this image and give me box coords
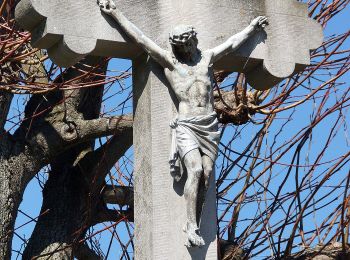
[169,25,198,45]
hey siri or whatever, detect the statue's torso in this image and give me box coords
[164,52,215,118]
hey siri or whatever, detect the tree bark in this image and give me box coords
[22,153,93,260]
[0,91,13,131]
[0,138,43,259]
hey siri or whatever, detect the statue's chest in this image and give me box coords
[176,63,208,79]
[164,57,212,88]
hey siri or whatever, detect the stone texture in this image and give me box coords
[15,0,323,89]
[133,54,217,259]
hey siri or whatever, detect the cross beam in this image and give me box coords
[15,0,323,90]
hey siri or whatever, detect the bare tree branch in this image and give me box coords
[102,185,134,207]
[219,239,245,260]
[213,88,260,125]
[75,243,102,260]
[74,115,133,144]
[78,124,133,186]
[93,209,133,224]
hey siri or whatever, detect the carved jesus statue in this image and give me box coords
[98,0,268,248]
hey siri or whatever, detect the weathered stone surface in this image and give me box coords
[133,55,217,259]
[15,0,323,89]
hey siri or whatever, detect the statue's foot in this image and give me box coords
[97,0,116,10]
[183,222,205,248]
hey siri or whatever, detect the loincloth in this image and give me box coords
[169,112,221,181]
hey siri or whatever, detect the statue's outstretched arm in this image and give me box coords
[209,16,268,64]
[98,0,174,69]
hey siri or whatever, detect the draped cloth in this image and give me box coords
[169,112,221,181]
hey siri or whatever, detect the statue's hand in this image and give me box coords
[250,16,269,30]
[97,0,116,14]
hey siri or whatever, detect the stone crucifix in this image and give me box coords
[97,0,268,248]
[15,0,323,258]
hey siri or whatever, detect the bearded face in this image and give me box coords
[169,25,199,60]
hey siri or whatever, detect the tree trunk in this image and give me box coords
[22,151,92,260]
[0,138,42,259]
[0,91,13,131]
[0,159,20,260]
[23,57,107,259]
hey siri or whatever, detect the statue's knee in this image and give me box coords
[204,169,212,178]
[193,167,203,178]
[184,184,196,199]
[203,161,213,173]
[203,169,212,189]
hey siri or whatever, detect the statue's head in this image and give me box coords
[169,25,198,57]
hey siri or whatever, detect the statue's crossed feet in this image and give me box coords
[97,0,116,13]
[183,222,205,248]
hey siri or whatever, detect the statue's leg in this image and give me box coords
[197,155,214,225]
[202,155,214,191]
[183,148,205,247]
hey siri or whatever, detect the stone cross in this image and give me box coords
[16,0,323,259]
